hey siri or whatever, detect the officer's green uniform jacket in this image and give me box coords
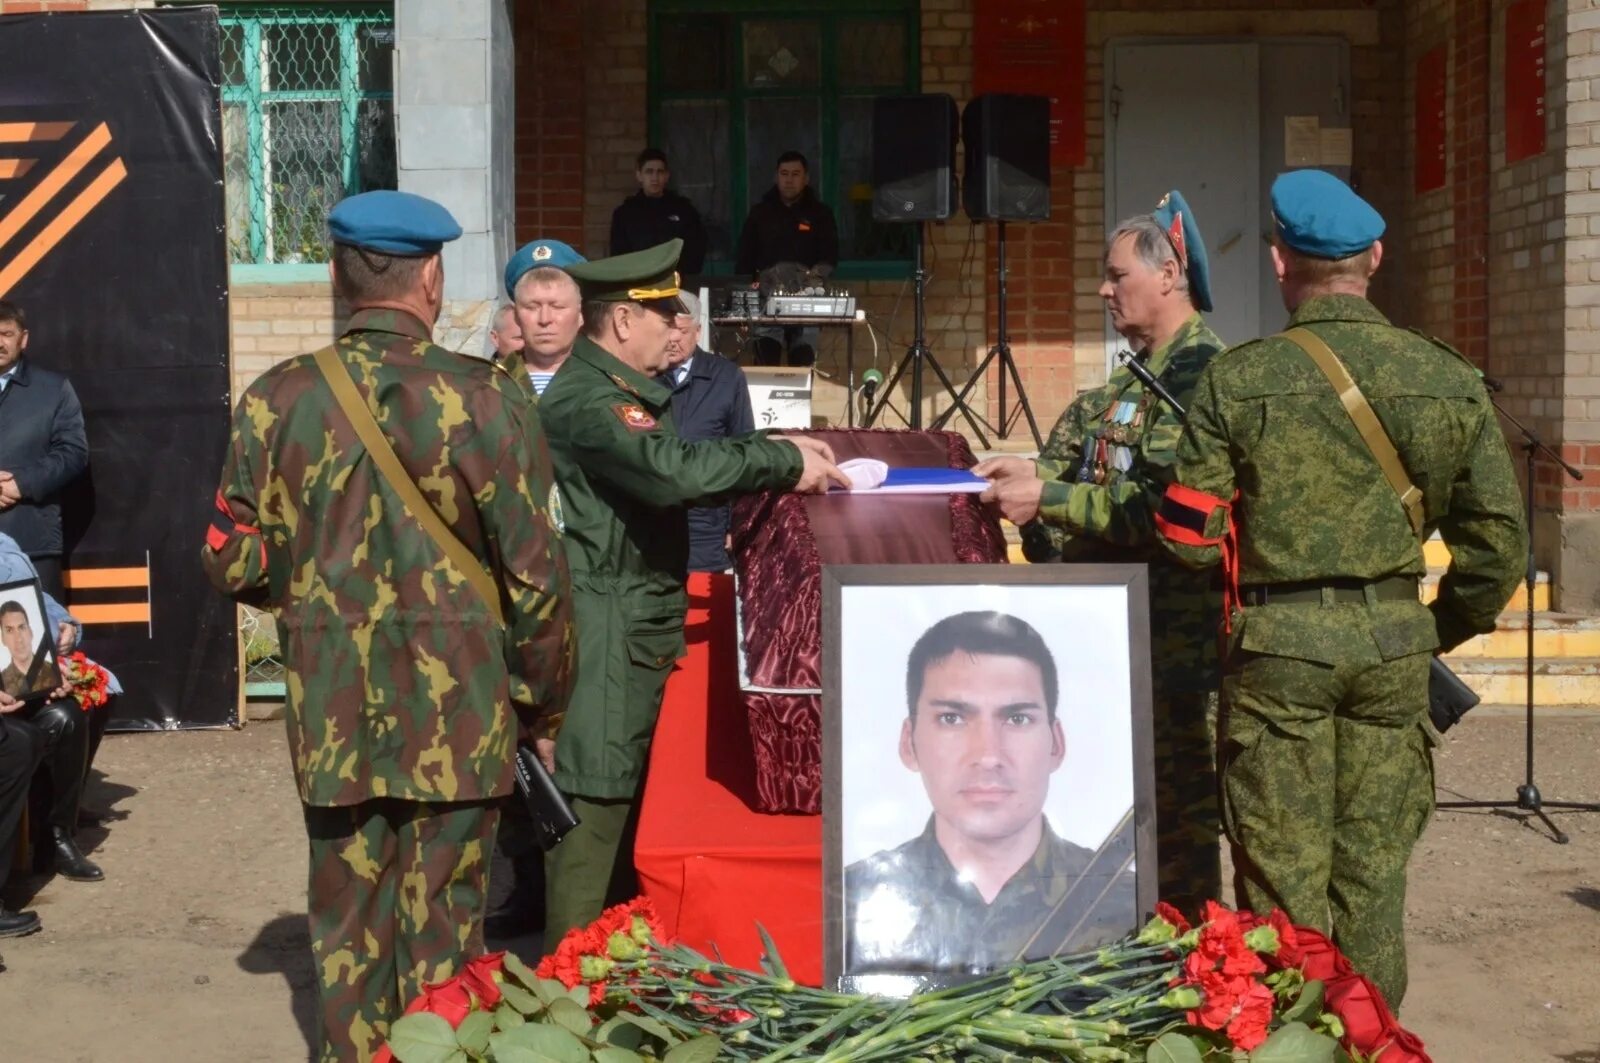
[1024,311,1224,686]
[1162,295,1526,653]
[539,335,802,798]
[202,309,576,808]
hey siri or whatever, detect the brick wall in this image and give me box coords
[227,284,343,400]
[513,0,585,247]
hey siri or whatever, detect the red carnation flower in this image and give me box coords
[1225,982,1275,1051]
[1155,901,1192,935]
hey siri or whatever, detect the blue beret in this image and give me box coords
[1151,189,1212,313]
[327,190,462,255]
[504,239,587,298]
[1271,169,1385,258]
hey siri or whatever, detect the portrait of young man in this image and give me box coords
[842,609,1138,979]
[0,596,56,699]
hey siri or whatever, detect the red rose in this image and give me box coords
[1267,909,1302,967]
[404,976,475,1028]
[459,951,506,1008]
[1225,982,1274,1051]
[372,1048,393,1063]
[1155,901,1192,935]
[1293,927,1352,983]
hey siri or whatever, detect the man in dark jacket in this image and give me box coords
[736,151,840,366]
[0,302,89,601]
[609,148,708,275]
[664,292,756,572]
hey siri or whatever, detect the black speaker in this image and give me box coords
[963,94,1051,222]
[872,94,958,222]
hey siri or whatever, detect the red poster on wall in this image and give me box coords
[1416,45,1447,193]
[1506,0,1547,163]
[973,0,1085,166]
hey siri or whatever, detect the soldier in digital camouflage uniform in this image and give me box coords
[1156,170,1525,1007]
[977,191,1225,920]
[202,190,575,1062]
[538,239,848,944]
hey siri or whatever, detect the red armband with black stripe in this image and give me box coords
[207,491,266,570]
[1156,483,1241,630]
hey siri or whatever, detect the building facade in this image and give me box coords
[3,0,1598,612]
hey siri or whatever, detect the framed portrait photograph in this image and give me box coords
[0,577,59,704]
[822,564,1156,994]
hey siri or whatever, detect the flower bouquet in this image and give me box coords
[58,650,115,712]
[382,898,1430,1062]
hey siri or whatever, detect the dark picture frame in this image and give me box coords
[821,564,1157,993]
[0,576,60,705]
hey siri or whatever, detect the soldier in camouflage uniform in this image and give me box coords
[538,239,848,944]
[977,191,1225,920]
[1156,170,1525,1006]
[202,191,575,1061]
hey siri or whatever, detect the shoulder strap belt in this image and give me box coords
[1280,326,1426,539]
[312,347,506,626]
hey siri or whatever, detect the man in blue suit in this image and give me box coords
[664,292,756,572]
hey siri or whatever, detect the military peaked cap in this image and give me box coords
[504,239,587,298]
[1152,189,1213,313]
[1271,169,1386,259]
[567,238,686,312]
[328,190,462,255]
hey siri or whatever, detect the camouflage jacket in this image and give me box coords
[539,335,801,797]
[202,309,576,807]
[1162,295,1526,653]
[844,817,1138,975]
[1025,312,1224,565]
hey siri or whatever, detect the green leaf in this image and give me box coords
[455,1010,494,1055]
[534,977,571,1004]
[1247,1021,1339,1063]
[663,1034,722,1063]
[756,923,790,983]
[609,1012,679,1046]
[596,1017,646,1050]
[1146,1032,1206,1063]
[566,984,598,1008]
[502,952,541,990]
[492,1023,591,1063]
[594,1048,645,1063]
[500,982,545,1016]
[484,1046,544,1063]
[387,1012,461,1063]
[548,997,596,1037]
[493,1002,527,1030]
[1280,980,1326,1025]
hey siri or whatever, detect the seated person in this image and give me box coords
[735,151,838,367]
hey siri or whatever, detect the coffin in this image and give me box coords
[729,429,1009,814]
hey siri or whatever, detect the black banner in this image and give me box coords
[0,10,235,729]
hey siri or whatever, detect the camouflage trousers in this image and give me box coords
[1218,649,1433,1008]
[303,797,499,1062]
[1149,672,1221,921]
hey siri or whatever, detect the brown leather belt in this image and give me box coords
[1239,575,1420,607]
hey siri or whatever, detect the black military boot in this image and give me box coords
[50,827,103,882]
[0,907,41,937]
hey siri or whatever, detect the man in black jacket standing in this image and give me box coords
[663,292,756,572]
[609,148,707,275]
[736,151,839,367]
[0,302,89,601]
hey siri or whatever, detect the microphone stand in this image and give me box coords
[1435,396,1597,843]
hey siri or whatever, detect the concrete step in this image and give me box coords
[1444,657,1600,707]
[1445,612,1600,659]
[1423,536,1451,569]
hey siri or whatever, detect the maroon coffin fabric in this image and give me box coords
[729,429,1008,814]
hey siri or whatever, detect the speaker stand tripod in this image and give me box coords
[931,220,1043,448]
[864,223,989,442]
[1436,399,1596,843]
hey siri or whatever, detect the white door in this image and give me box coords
[1106,39,1350,361]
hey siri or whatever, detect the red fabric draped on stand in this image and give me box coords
[635,572,825,984]
[730,429,1007,813]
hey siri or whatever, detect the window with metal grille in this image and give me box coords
[212,3,396,269]
[649,0,919,279]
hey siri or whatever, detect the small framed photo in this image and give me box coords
[0,577,60,704]
[822,564,1157,993]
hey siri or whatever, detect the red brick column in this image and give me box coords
[1450,0,1491,371]
[514,0,585,247]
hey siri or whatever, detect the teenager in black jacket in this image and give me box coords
[609,148,708,274]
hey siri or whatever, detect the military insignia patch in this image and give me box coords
[612,403,658,431]
[533,244,552,261]
[548,483,566,534]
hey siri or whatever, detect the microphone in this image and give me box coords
[860,368,884,406]
[1116,351,1186,419]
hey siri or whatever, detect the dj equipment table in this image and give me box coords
[710,313,869,426]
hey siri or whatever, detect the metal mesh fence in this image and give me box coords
[220,4,395,265]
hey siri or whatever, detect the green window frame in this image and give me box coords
[198,2,396,281]
[648,0,920,280]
